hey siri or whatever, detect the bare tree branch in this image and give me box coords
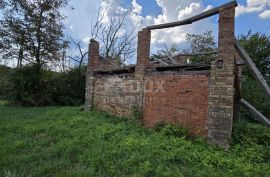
[90,7,137,66]
[68,36,88,69]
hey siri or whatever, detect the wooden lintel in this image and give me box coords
[146,1,238,30]
[234,38,270,99]
[239,99,270,127]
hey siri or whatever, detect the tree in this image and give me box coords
[239,31,270,81]
[151,44,180,65]
[91,8,137,65]
[0,0,5,9]
[0,65,11,99]
[0,0,69,70]
[151,31,217,65]
[185,31,217,64]
[239,32,270,118]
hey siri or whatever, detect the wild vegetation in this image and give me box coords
[0,1,269,176]
[0,103,269,177]
[239,32,270,118]
[0,0,139,106]
[0,65,86,106]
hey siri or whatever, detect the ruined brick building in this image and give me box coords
[85,1,270,148]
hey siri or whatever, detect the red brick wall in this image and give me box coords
[143,73,209,137]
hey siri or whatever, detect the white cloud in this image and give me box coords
[259,9,270,18]
[138,0,215,51]
[63,0,101,41]
[69,25,74,31]
[178,3,201,20]
[247,0,270,7]
[204,5,213,12]
[236,4,264,16]
[130,0,145,26]
[236,0,270,18]
[132,0,142,14]
[64,0,216,63]
[83,36,90,44]
[99,0,126,23]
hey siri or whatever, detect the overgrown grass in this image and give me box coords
[0,100,8,106]
[0,104,269,177]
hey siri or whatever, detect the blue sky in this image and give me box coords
[1,0,270,66]
[121,0,270,36]
[62,0,270,50]
[46,0,270,64]
[1,0,269,43]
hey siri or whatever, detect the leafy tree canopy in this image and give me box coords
[239,31,270,81]
[0,0,69,69]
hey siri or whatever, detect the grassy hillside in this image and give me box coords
[0,103,269,177]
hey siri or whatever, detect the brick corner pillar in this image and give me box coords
[135,28,151,117]
[207,4,236,149]
[85,39,99,111]
[135,28,151,77]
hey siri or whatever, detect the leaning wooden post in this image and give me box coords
[207,4,236,149]
[85,39,99,111]
[235,39,270,99]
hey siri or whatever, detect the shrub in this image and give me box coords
[0,65,11,100]
[131,106,142,121]
[232,120,270,163]
[154,122,189,138]
[46,67,86,106]
[8,65,48,106]
[241,77,270,120]
[8,65,86,106]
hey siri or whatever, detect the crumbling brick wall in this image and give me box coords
[93,73,141,117]
[85,2,237,148]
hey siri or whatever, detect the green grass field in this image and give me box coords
[0,103,269,177]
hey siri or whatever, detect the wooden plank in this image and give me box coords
[94,66,136,75]
[155,63,211,71]
[153,58,169,65]
[146,1,238,30]
[163,44,178,64]
[235,66,242,99]
[234,38,270,99]
[173,51,218,57]
[103,58,121,69]
[239,99,270,127]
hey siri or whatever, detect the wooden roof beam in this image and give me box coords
[146,0,238,30]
